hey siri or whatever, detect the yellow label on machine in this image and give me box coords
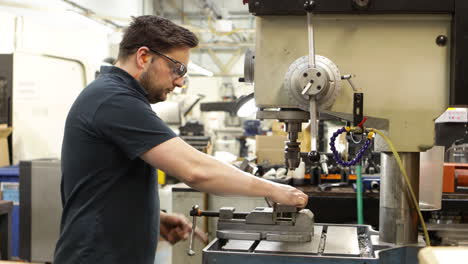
[157,169,166,185]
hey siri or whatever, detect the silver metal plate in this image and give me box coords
[323,226,360,256]
[217,230,261,240]
[266,232,311,242]
[222,240,256,252]
[254,226,323,254]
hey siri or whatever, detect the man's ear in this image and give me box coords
[136,47,151,69]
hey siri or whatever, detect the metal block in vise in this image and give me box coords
[273,204,297,213]
[219,207,235,219]
[245,207,275,225]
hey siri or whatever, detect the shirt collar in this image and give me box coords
[99,66,148,97]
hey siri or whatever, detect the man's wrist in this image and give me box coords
[263,179,277,201]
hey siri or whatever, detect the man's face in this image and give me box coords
[138,47,190,104]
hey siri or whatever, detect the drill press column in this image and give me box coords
[379,152,420,244]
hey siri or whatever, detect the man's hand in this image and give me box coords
[159,212,208,245]
[267,183,308,208]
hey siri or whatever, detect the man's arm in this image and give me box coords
[141,137,307,207]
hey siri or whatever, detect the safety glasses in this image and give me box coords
[147,47,187,78]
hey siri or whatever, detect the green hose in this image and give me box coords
[356,164,364,225]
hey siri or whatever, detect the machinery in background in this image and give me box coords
[435,107,468,193]
[425,209,468,246]
[435,108,468,155]
[199,81,255,129]
[179,120,211,153]
[152,89,212,155]
[152,88,206,129]
[424,108,468,246]
[19,159,62,263]
[162,121,211,185]
[314,153,381,192]
[443,159,468,193]
[200,88,257,157]
[0,53,86,164]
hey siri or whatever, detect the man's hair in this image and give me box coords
[118,15,198,61]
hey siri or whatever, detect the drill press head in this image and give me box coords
[281,55,342,171]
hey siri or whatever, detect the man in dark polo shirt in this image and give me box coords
[54,15,308,264]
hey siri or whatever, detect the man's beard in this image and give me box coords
[139,69,165,104]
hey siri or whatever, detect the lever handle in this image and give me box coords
[187,205,198,256]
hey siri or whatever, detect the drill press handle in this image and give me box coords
[187,205,198,256]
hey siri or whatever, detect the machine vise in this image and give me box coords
[188,204,314,252]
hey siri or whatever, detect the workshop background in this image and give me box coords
[0,0,468,264]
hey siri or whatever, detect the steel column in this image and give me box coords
[379,152,419,245]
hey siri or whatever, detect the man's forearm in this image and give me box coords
[141,137,307,207]
[186,153,277,198]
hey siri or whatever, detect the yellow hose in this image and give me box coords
[369,128,431,246]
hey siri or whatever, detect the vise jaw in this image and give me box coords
[216,206,315,242]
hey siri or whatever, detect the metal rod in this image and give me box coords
[341,75,358,92]
[307,12,316,68]
[190,211,249,219]
[309,98,318,152]
[187,214,196,256]
[347,78,358,92]
[302,81,313,96]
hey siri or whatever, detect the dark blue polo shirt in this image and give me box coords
[54,66,176,264]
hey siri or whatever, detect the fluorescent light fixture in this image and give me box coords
[188,61,214,77]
